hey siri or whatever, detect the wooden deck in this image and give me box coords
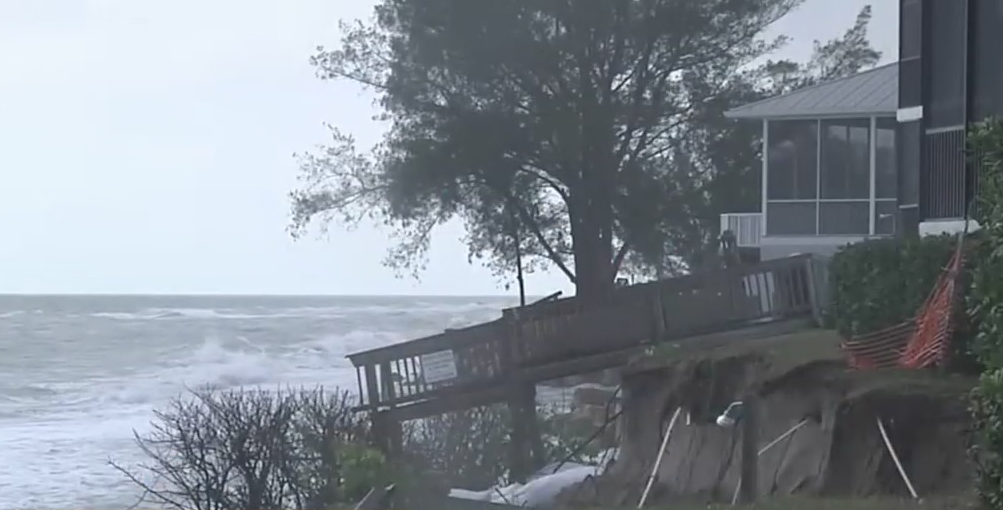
[346,254,827,423]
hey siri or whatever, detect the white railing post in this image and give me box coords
[719,213,763,248]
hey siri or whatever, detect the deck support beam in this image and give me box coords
[345,255,822,478]
[507,382,543,483]
[372,361,403,458]
[503,308,544,483]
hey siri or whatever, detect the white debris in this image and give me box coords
[448,452,618,507]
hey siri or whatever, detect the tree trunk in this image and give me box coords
[569,70,617,303]
[570,168,616,303]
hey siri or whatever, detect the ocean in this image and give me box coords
[0,294,519,509]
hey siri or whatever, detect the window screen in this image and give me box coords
[766,120,817,200]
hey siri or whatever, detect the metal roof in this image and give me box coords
[725,62,897,120]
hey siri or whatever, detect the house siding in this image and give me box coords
[759,236,873,261]
[900,0,1003,229]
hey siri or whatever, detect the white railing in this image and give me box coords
[720,213,763,247]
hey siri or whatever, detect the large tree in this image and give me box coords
[290,0,873,300]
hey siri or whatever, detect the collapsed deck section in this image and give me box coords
[346,254,828,422]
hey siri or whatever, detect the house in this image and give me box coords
[720,0,1003,260]
[721,63,898,260]
[897,0,1002,236]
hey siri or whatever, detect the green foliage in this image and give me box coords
[971,368,1003,510]
[290,0,881,293]
[968,118,1003,509]
[403,404,514,488]
[337,443,390,501]
[970,119,1003,370]
[538,402,611,465]
[403,402,603,488]
[828,234,959,336]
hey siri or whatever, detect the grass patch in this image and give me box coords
[629,326,976,397]
[632,327,842,373]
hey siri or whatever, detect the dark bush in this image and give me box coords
[828,233,960,337]
[402,401,610,489]
[111,387,374,510]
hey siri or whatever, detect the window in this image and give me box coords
[764,117,896,237]
[820,119,870,199]
[819,202,869,235]
[875,118,897,199]
[766,202,817,236]
[926,0,967,127]
[817,119,869,235]
[971,0,1003,120]
[766,120,817,200]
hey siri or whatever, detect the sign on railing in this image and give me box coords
[420,349,459,384]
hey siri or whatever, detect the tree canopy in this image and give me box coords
[290,0,880,299]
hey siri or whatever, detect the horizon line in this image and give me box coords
[0,292,554,298]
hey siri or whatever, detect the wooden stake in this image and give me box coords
[638,407,682,508]
[876,417,919,499]
[732,418,808,505]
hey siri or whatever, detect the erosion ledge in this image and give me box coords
[558,329,976,508]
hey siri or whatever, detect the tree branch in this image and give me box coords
[509,196,577,283]
[611,239,632,280]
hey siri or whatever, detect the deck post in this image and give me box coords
[738,396,760,504]
[362,363,391,455]
[377,361,403,457]
[508,383,542,483]
[804,257,823,325]
[503,309,544,483]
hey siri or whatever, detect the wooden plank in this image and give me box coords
[515,345,641,383]
[355,371,508,412]
[348,319,505,365]
[364,364,380,408]
[387,385,512,422]
[386,319,817,421]
[347,255,821,419]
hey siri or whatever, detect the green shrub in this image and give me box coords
[968,117,1003,509]
[829,234,959,336]
[403,402,606,489]
[971,368,1003,510]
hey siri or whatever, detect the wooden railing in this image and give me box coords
[346,319,509,409]
[347,254,824,412]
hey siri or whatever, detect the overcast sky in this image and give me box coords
[0,0,898,296]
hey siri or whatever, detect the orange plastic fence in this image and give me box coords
[841,245,965,370]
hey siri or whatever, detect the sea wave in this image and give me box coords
[84,301,503,322]
[0,295,496,508]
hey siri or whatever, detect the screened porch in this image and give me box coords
[762,116,897,237]
[722,63,899,257]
